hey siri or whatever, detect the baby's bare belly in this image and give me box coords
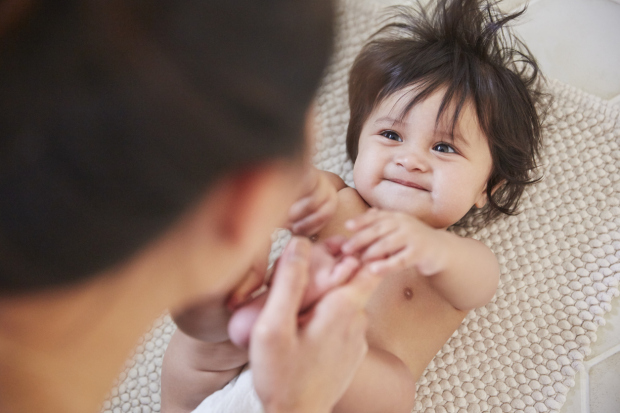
[316,187,467,382]
[364,269,467,382]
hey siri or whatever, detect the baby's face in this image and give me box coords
[353,87,493,229]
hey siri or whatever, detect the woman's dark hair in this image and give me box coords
[347,0,547,225]
[0,0,333,292]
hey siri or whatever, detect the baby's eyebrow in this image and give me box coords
[374,116,407,126]
[435,129,470,148]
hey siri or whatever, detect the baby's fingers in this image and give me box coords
[342,218,396,255]
[360,231,407,262]
[290,200,335,236]
[367,248,414,275]
[322,235,348,256]
[344,208,382,232]
[300,256,359,310]
[288,194,324,224]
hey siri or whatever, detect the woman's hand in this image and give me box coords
[227,236,358,348]
[250,237,383,413]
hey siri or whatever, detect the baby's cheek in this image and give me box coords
[352,176,373,206]
[432,189,474,228]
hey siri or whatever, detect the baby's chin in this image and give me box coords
[369,196,428,218]
[357,187,467,228]
[374,200,462,229]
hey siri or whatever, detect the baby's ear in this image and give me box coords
[474,191,488,209]
[475,180,504,209]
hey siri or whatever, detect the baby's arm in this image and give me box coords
[161,330,249,413]
[343,209,499,311]
[422,233,499,310]
[333,346,416,413]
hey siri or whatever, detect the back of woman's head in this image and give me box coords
[0,0,333,292]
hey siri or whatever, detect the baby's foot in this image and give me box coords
[228,292,267,348]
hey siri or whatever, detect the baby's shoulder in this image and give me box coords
[337,186,367,207]
[315,186,369,241]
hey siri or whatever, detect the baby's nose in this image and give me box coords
[395,150,429,172]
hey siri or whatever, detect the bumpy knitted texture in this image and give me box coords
[102,1,620,412]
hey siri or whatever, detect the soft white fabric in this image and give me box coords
[102,1,620,413]
[191,367,262,413]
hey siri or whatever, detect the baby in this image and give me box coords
[162,0,546,411]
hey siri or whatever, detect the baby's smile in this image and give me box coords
[383,177,430,192]
[353,86,493,229]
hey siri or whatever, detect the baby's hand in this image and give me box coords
[227,237,359,348]
[287,169,338,236]
[342,209,448,276]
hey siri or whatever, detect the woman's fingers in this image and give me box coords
[250,259,381,413]
[255,237,311,335]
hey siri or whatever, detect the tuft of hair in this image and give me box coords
[346,0,549,224]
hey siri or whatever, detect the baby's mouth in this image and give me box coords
[385,178,429,191]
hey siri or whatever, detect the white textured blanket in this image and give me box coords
[102,1,620,412]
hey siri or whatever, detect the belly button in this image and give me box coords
[404,287,413,300]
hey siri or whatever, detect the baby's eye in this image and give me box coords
[433,143,456,153]
[380,130,402,142]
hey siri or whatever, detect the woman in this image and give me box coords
[0,1,380,412]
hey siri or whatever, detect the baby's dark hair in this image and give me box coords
[346,0,547,223]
